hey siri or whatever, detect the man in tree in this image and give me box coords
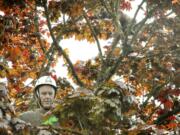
[19,75,59,135]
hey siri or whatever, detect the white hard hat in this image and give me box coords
[34,76,57,91]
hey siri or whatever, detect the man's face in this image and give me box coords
[38,85,55,110]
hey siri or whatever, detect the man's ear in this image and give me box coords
[36,88,40,97]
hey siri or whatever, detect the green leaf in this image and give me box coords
[42,115,59,126]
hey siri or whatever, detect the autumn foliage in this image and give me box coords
[0,0,179,134]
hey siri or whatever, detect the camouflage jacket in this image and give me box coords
[18,108,59,135]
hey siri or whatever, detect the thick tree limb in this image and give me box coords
[96,0,124,86]
[96,33,121,85]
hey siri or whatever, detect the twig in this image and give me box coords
[142,81,168,108]
[130,6,157,45]
[83,11,104,64]
[144,103,163,122]
[126,0,146,36]
[52,126,85,135]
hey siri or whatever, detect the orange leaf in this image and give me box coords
[29,72,37,79]
[166,122,178,129]
[172,0,179,4]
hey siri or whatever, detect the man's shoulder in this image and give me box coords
[21,108,41,115]
[18,109,43,126]
[19,109,42,120]
[19,110,33,116]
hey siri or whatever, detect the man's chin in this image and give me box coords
[43,107,51,110]
[42,105,52,110]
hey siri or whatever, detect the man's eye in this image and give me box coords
[48,93,53,95]
[42,93,47,95]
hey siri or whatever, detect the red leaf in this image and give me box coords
[158,97,166,103]
[120,0,132,11]
[15,86,20,92]
[157,109,165,115]
[166,122,178,129]
[22,49,29,57]
[170,89,180,96]
[39,20,46,27]
[167,115,176,121]
[164,100,173,109]
[51,74,57,81]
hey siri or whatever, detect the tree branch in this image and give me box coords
[144,103,163,122]
[83,11,104,64]
[42,0,84,87]
[95,54,124,94]
[142,81,168,108]
[130,7,157,45]
[34,2,46,55]
[96,0,125,87]
[99,0,114,18]
[22,45,55,89]
[154,107,180,125]
[104,0,125,57]
[96,33,121,85]
[43,46,56,73]
[126,0,145,36]
[95,7,156,89]
[51,126,85,135]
